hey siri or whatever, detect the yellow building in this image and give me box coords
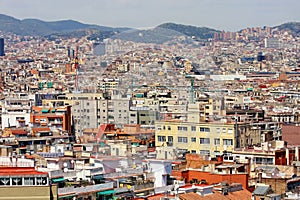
[155,120,235,157]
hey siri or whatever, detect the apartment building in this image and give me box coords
[30,106,72,134]
[0,167,56,200]
[155,120,235,157]
[1,93,34,129]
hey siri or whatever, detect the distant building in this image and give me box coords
[0,38,4,56]
[265,37,280,49]
[93,42,106,56]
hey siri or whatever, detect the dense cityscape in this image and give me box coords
[0,9,299,200]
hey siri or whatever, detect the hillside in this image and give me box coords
[274,22,300,36]
[0,14,129,36]
[157,22,220,39]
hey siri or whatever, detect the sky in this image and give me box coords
[0,0,299,31]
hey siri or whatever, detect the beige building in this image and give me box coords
[155,120,235,157]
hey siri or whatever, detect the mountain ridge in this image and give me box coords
[0,14,299,38]
[0,14,129,36]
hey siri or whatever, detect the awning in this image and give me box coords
[93,175,104,180]
[58,193,76,199]
[52,177,65,183]
[42,109,49,113]
[97,190,115,195]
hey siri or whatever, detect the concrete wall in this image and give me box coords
[0,185,53,200]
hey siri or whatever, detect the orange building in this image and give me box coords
[30,106,72,134]
[180,170,249,189]
[172,154,249,189]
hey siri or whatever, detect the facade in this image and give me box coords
[143,159,173,188]
[1,93,34,130]
[30,106,72,134]
[155,120,235,157]
[0,167,55,200]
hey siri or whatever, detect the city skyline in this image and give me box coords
[0,0,299,31]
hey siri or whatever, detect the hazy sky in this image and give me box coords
[0,0,299,31]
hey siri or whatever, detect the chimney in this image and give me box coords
[293,164,298,177]
[296,147,299,161]
[258,171,262,183]
[286,148,290,165]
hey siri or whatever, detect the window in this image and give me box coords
[12,177,22,185]
[158,136,166,142]
[223,139,233,146]
[191,126,196,131]
[216,128,220,133]
[178,137,188,143]
[200,138,210,144]
[214,138,220,145]
[40,118,47,123]
[200,127,210,132]
[200,150,210,155]
[222,128,227,133]
[24,177,35,185]
[168,136,173,143]
[191,150,196,154]
[36,177,47,185]
[178,126,188,131]
[228,128,233,134]
[157,125,162,130]
[168,126,171,130]
[191,137,196,142]
[0,178,10,185]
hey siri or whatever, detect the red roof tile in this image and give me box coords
[11,129,28,135]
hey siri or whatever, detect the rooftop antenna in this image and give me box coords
[74,46,79,92]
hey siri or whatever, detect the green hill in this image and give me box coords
[157,22,220,39]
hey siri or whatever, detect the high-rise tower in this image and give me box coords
[0,38,4,56]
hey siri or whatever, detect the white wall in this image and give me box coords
[147,159,172,188]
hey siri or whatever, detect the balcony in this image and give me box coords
[132,182,154,191]
[48,120,63,124]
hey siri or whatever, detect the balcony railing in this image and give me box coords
[58,182,114,196]
[132,182,154,191]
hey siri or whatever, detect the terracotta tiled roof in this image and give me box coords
[180,192,227,200]
[32,127,51,132]
[11,129,28,135]
[179,189,257,200]
[148,194,175,200]
[225,189,256,200]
